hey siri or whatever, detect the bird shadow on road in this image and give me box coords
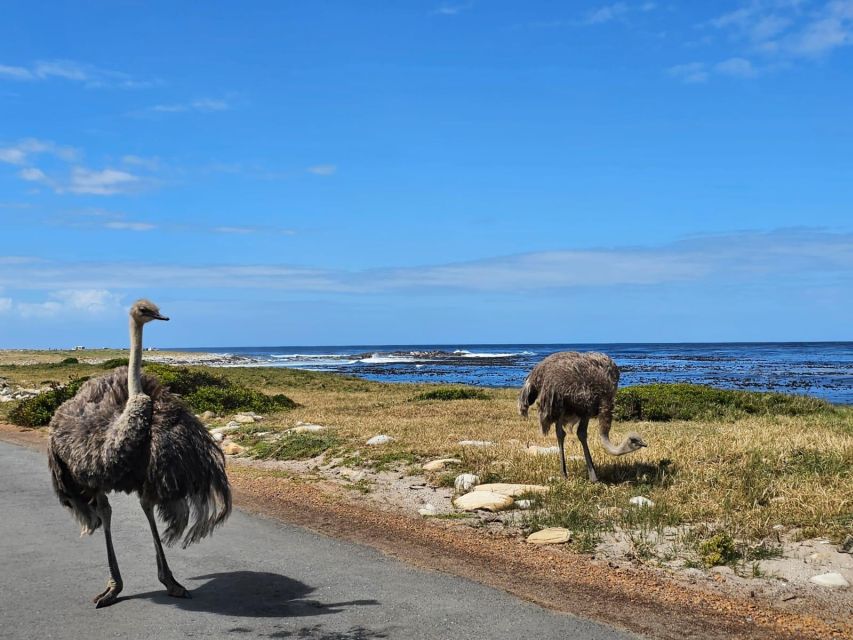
[124,570,380,618]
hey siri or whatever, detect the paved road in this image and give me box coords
[0,441,637,639]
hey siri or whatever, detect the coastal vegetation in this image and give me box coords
[1,352,851,564]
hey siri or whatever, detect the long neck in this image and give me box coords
[597,401,627,456]
[128,316,144,396]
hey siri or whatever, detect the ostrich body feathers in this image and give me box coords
[48,367,231,547]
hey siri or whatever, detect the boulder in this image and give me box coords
[454,473,480,492]
[527,527,572,545]
[234,414,256,424]
[422,458,461,472]
[221,443,244,456]
[453,491,513,512]
[809,572,850,588]
[366,434,393,446]
[474,483,549,497]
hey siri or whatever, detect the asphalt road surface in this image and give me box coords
[0,440,637,639]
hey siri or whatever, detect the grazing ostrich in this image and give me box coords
[518,352,647,482]
[48,299,231,608]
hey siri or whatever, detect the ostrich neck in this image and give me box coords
[596,406,627,456]
[599,433,626,456]
[128,317,144,396]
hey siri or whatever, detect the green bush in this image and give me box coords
[100,357,129,369]
[413,387,489,401]
[143,363,227,395]
[9,377,89,427]
[60,357,79,365]
[183,385,297,414]
[614,383,831,422]
[698,532,740,567]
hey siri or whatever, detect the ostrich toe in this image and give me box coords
[93,579,122,608]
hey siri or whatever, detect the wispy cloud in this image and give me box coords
[10,289,124,318]
[0,59,157,88]
[306,164,337,176]
[667,62,710,83]
[67,167,141,195]
[145,98,231,114]
[583,2,630,25]
[674,0,853,82]
[432,3,472,16]
[0,138,78,165]
[2,229,849,295]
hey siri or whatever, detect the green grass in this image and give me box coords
[412,387,490,401]
[243,432,342,461]
[614,383,832,422]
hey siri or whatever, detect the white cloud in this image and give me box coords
[0,138,77,165]
[0,297,11,313]
[0,59,157,89]
[432,3,472,16]
[103,221,157,231]
[1,229,849,295]
[13,289,123,318]
[307,164,337,176]
[668,62,709,83]
[715,56,759,77]
[148,98,231,114]
[584,2,629,25]
[67,167,141,195]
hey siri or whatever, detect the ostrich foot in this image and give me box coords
[93,579,122,608]
[164,579,191,598]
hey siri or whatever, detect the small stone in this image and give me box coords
[457,440,494,447]
[454,473,480,492]
[839,535,853,554]
[629,496,655,508]
[527,527,572,545]
[366,434,393,446]
[222,443,244,456]
[515,499,534,510]
[772,524,786,531]
[210,424,241,435]
[234,414,256,424]
[288,423,327,434]
[525,445,560,456]
[809,572,850,588]
[422,458,462,472]
[226,420,240,428]
[201,410,216,420]
[211,432,224,443]
[418,504,437,517]
[453,491,513,512]
[474,483,549,497]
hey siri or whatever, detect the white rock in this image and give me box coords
[210,424,241,435]
[288,423,327,433]
[366,434,393,446]
[201,410,216,420]
[454,473,480,492]
[226,420,240,428]
[525,445,561,456]
[458,440,494,447]
[515,499,534,510]
[211,432,224,442]
[234,414,256,424]
[418,504,437,517]
[809,572,850,588]
[221,442,244,455]
[422,458,462,472]
[453,491,513,512]
[527,527,572,545]
[474,483,549,497]
[629,496,655,508]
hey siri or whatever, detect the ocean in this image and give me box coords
[172,342,853,405]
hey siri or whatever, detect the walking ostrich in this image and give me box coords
[518,351,647,482]
[48,299,231,608]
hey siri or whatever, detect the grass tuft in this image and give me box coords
[412,387,490,401]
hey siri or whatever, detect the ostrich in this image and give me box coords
[48,299,231,608]
[518,351,647,482]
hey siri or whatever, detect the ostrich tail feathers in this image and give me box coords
[48,443,101,534]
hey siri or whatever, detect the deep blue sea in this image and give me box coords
[171,343,853,404]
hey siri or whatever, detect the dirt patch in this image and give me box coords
[3,423,849,640]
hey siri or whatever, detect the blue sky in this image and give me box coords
[1,1,851,348]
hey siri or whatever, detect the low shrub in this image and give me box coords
[100,357,129,369]
[9,377,89,427]
[60,357,79,365]
[248,432,340,460]
[183,385,297,414]
[697,532,740,567]
[615,383,831,422]
[413,387,489,401]
[143,363,227,395]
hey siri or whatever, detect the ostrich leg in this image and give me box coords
[555,420,569,479]
[92,494,123,608]
[141,501,190,598]
[576,417,599,483]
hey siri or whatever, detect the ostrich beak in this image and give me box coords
[153,312,169,321]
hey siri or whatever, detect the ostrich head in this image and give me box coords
[617,431,647,454]
[130,299,169,324]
